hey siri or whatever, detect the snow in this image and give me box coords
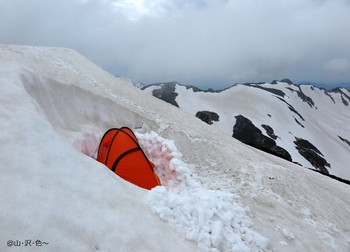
[139,132,269,251]
[116,75,145,89]
[1,44,350,251]
[282,228,295,240]
[147,80,350,180]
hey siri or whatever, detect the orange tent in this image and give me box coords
[97,127,161,190]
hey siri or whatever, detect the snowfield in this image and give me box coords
[0,45,349,251]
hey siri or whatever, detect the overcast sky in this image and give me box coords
[1,0,350,89]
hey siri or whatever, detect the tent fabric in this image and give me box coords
[97,127,161,190]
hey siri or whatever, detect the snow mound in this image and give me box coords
[137,132,269,251]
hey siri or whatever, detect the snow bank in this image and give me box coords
[0,45,202,252]
[137,132,269,251]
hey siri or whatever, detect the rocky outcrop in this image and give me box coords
[323,90,336,104]
[338,135,350,147]
[286,86,315,108]
[294,137,330,174]
[271,78,293,85]
[294,118,305,128]
[276,97,305,122]
[196,111,220,125]
[261,124,278,140]
[233,115,292,162]
[332,87,350,106]
[244,83,285,97]
[149,82,179,107]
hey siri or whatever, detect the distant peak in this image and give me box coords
[281,78,293,84]
[271,78,293,85]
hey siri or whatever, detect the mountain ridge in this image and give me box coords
[142,79,350,181]
[141,78,350,93]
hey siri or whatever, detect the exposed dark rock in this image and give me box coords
[338,135,350,147]
[196,111,220,125]
[271,78,293,85]
[143,81,223,93]
[294,117,305,128]
[310,169,350,186]
[281,78,293,84]
[244,82,266,85]
[324,90,335,104]
[148,82,179,107]
[294,137,330,174]
[331,87,350,106]
[288,106,304,121]
[286,86,315,108]
[261,124,278,140]
[276,97,305,121]
[183,85,213,92]
[341,96,349,106]
[184,85,218,93]
[296,87,315,107]
[244,83,285,97]
[233,115,292,162]
[293,161,303,166]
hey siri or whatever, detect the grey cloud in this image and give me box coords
[0,0,349,88]
[324,58,350,74]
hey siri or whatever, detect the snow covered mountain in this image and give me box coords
[1,45,350,252]
[142,81,350,181]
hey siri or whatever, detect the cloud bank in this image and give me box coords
[1,0,350,88]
